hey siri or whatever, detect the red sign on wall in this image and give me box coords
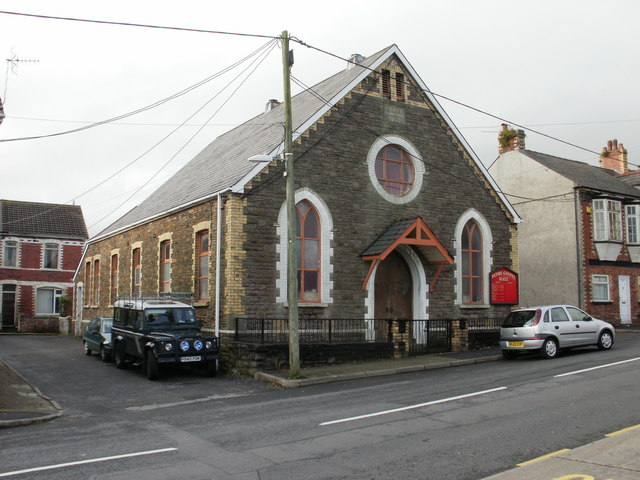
[490,268,519,305]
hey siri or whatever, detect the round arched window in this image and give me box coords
[374,145,415,197]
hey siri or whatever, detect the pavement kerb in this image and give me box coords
[0,358,63,429]
[254,354,503,388]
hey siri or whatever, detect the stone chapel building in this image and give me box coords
[74,45,521,364]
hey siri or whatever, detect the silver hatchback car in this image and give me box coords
[500,305,615,359]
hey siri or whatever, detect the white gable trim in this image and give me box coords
[232,45,520,223]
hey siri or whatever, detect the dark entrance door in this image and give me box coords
[2,284,17,329]
[375,251,412,320]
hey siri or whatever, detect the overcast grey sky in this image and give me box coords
[2,0,639,236]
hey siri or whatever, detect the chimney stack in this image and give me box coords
[600,139,628,174]
[347,53,365,70]
[265,99,280,112]
[498,124,526,154]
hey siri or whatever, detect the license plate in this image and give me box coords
[508,341,524,347]
[180,356,202,362]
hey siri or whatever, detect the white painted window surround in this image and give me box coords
[454,209,493,307]
[276,188,334,305]
[367,135,425,204]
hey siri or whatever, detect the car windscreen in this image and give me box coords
[502,310,538,327]
[101,319,113,333]
[145,308,197,326]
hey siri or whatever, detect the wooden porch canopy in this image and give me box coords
[360,217,454,290]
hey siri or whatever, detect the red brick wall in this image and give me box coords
[21,243,41,269]
[579,192,640,324]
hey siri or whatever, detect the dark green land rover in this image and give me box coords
[112,297,219,380]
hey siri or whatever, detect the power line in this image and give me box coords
[89,39,278,231]
[288,73,561,208]
[294,41,628,162]
[4,116,273,128]
[3,40,278,228]
[0,40,277,143]
[0,10,278,40]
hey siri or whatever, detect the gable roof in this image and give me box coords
[522,150,640,197]
[0,199,88,240]
[95,45,520,241]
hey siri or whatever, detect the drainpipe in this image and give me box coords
[574,189,585,309]
[215,193,223,337]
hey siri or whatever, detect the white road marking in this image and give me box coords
[127,393,246,411]
[554,357,640,378]
[0,447,178,478]
[319,386,507,426]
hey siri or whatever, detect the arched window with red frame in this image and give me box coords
[296,200,320,302]
[461,219,483,304]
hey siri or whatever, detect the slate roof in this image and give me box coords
[523,150,640,197]
[618,170,640,188]
[96,47,391,239]
[361,218,416,257]
[0,199,88,240]
[95,44,520,240]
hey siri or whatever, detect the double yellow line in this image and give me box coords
[517,424,640,467]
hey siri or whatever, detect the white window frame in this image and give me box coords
[626,205,640,244]
[3,240,18,267]
[43,243,60,270]
[592,274,610,302]
[454,209,493,307]
[276,188,333,305]
[593,199,622,242]
[367,135,424,205]
[36,287,63,315]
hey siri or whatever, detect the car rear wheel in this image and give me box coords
[83,341,92,355]
[597,331,614,350]
[145,350,160,381]
[540,338,558,359]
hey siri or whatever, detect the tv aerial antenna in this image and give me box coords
[3,49,40,108]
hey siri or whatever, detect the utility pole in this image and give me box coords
[282,30,300,379]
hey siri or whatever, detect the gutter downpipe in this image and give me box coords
[215,193,223,338]
[574,188,585,309]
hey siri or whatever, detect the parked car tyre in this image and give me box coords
[145,350,160,381]
[83,341,92,356]
[100,345,111,363]
[597,330,614,351]
[540,338,558,359]
[205,360,218,377]
[114,342,128,369]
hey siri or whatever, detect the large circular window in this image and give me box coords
[375,145,415,196]
[367,136,424,204]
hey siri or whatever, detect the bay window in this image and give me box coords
[593,199,622,242]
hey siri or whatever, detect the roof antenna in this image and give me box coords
[4,49,40,106]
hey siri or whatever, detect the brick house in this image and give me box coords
[490,125,640,324]
[1,199,88,332]
[75,45,520,364]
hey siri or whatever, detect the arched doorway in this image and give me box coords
[374,251,413,320]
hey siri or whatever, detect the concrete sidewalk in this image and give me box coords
[0,358,62,429]
[255,347,503,387]
[483,425,640,479]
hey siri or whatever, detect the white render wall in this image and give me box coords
[490,151,580,307]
